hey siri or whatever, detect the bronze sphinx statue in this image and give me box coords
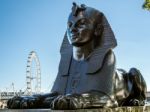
[7,3,147,110]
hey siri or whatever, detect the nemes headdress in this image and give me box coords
[59,3,117,75]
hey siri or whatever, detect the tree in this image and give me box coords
[143,0,150,10]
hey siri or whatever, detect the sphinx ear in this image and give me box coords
[94,24,103,37]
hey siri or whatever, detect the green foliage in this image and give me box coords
[143,0,150,10]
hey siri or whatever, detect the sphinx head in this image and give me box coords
[67,2,104,47]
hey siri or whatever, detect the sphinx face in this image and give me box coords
[67,12,96,47]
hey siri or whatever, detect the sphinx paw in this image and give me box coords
[51,95,69,110]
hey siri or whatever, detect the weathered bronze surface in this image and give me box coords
[7,2,147,110]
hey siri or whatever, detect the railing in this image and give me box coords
[0,92,24,100]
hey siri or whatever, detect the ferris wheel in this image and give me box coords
[26,51,41,95]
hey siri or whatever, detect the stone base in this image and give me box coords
[0,106,150,112]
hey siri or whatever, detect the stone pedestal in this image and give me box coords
[0,106,150,112]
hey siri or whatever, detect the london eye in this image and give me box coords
[26,51,41,95]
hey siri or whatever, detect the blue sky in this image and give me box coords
[0,0,150,93]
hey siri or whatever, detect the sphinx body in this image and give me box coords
[7,3,147,110]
